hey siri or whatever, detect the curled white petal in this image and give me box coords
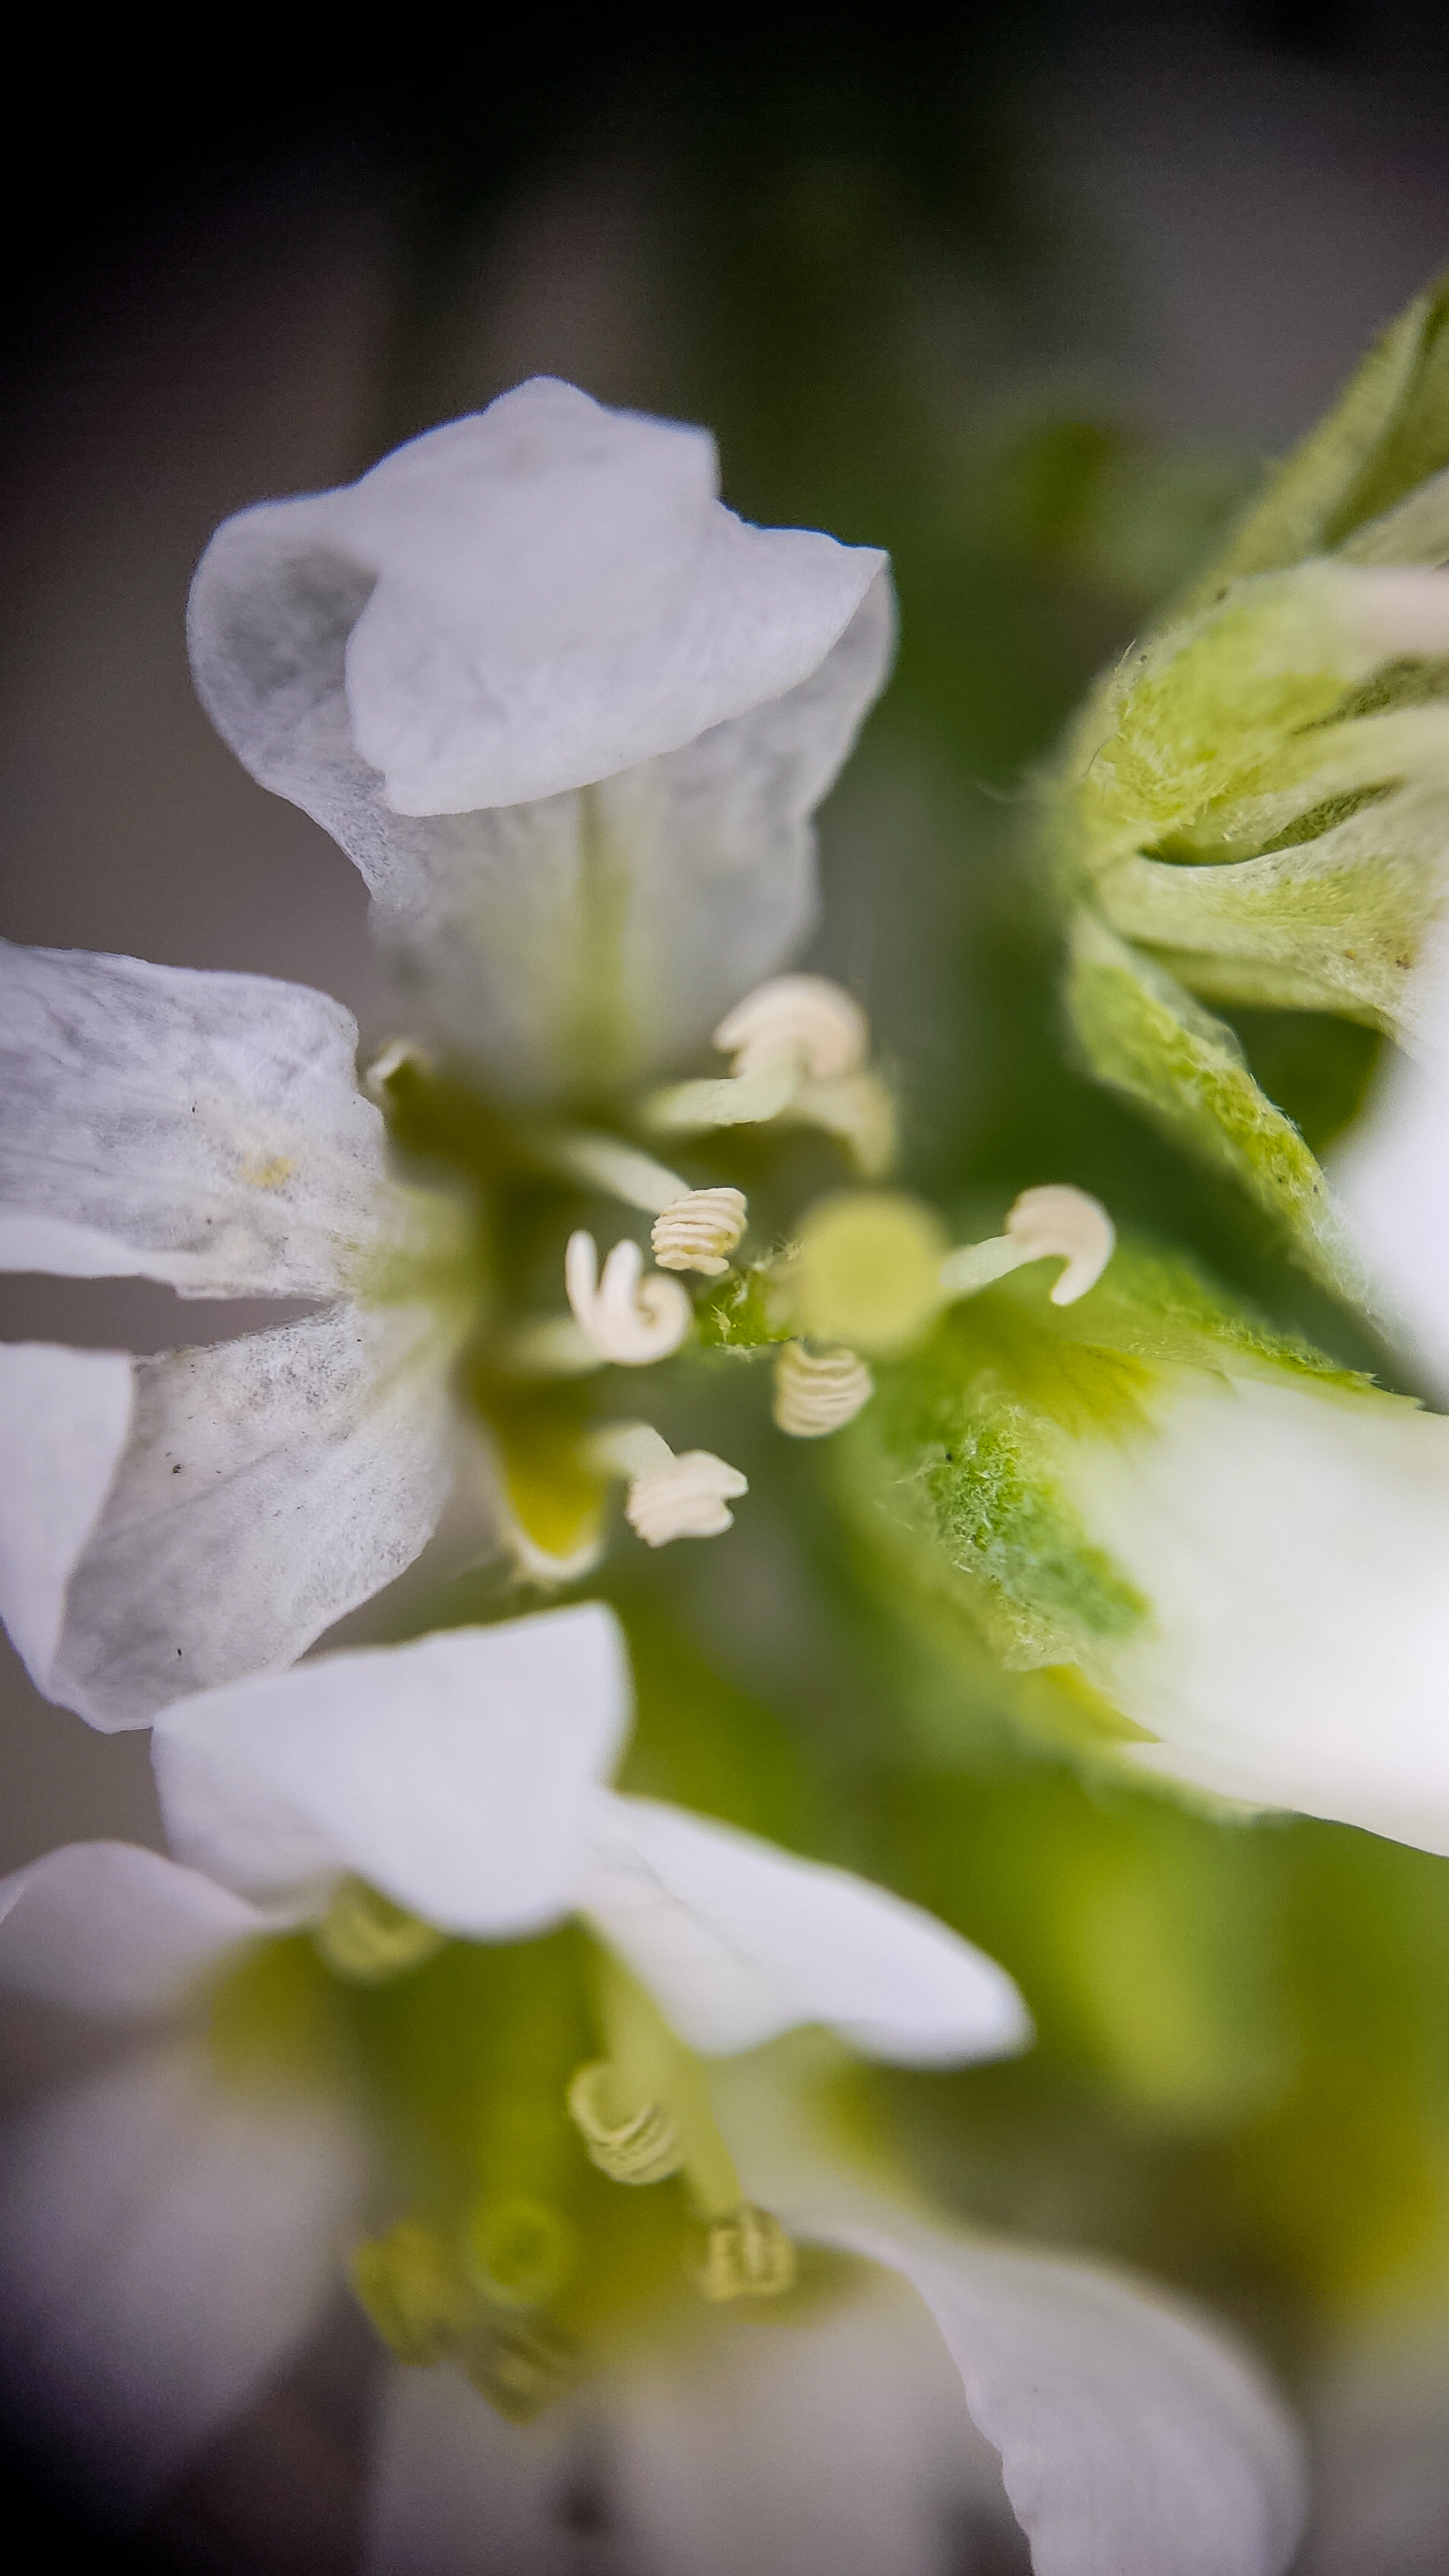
[153,1605,631,1934]
[576,1789,1030,2063]
[0,1843,265,2018]
[0,1343,132,1708]
[189,390,894,1095]
[0,940,399,1299]
[772,1342,874,1438]
[1005,1185,1115,1305]
[15,1306,461,1730]
[714,974,870,1080]
[565,1231,691,1365]
[651,1187,748,1276]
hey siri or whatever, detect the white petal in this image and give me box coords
[0,1341,131,1696]
[0,2041,362,2509]
[1331,987,1449,1400]
[0,1842,264,2017]
[0,939,399,1298]
[577,1791,1030,2062]
[720,2085,1304,2576]
[1065,1374,1449,1854]
[366,2362,593,2576]
[188,406,893,1095]
[153,1604,631,1930]
[46,1303,459,1729]
[610,2272,1012,2576]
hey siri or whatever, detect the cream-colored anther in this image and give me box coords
[1005,1185,1115,1305]
[695,2204,797,2303]
[772,1341,874,1437]
[361,1036,434,1102]
[939,1185,1116,1310]
[565,1231,692,1365]
[651,1186,748,1276]
[714,975,869,1081]
[566,2062,683,2184]
[584,1422,748,1546]
[316,1878,445,1983]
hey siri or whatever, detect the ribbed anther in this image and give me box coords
[625,1449,748,1545]
[566,2062,683,2184]
[652,1186,748,1277]
[714,975,868,1080]
[772,1340,875,1438]
[695,2204,797,2303]
[565,1231,692,1364]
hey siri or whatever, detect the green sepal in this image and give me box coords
[1062,911,1355,1290]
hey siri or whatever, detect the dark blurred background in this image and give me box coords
[5,4,1449,2565]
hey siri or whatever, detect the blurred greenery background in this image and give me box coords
[6,3,1449,2566]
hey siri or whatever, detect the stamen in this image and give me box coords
[565,1231,692,1365]
[715,975,868,1080]
[651,1186,748,1277]
[939,1185,1115,1310]
[467,2195,577,2310]
[361,1036,434,1102]
[643,975,886,1163]
[315,1878,445,1983]
[544,1128,697,1216]
[469,2316,579,2422]
[350,2218,470,2364]
[694,2204,798,2303]
[772,1340,874,1437]
[585,1422,748,1546]
[566,2060,683,2183]
[1005,1185,1115,1305]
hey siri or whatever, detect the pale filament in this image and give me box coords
[585,1420,748,1546]
[644,975,889,1170]
[651,1186,748,1276]
[565,1231,692,1365]
[939,1185,1115,1310]
[772,1341,875,1438]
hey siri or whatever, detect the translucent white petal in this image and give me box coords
[0,2041,362,2509]
[188,405,893,1095]
[153,1605,631,1930]
[576,1791,1030,2062]
[609,2272,1014,2576]
[720,2083,1305,2576]
[0,939,399,1298]
[366,2362,593,2576]
[0,1342,131,1698]
[0,1842,264,2017]
[48,1303,459,1729]
[1065,1375,1449,1854]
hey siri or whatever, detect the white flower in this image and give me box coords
[0,937,478,1728]
[0,1606,1303,2571]
[364,2060,1306,2576]
[1053,1371,1449,1856]
[1330,926,1449,1400]
[188,378,894,1097]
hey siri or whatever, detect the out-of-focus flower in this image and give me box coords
[0,938,478,1727]
[843,1237,1449,1858]
[1047,276,1449,1288]
[365,2057,1306,2576]
[0,1604,1303,2572]
[188,379,894,1097]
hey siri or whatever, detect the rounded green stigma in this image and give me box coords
[792,1190,948,1356]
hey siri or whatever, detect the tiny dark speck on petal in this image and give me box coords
[171,1462,183,1474]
